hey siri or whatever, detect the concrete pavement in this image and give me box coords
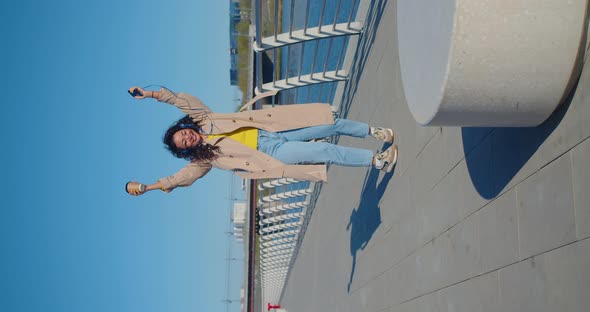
[279,1,590,311]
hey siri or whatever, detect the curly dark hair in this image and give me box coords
[163,115,221,162]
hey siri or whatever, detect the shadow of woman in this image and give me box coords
[346,153,395,292]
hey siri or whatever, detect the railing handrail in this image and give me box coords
[251,1,362,309]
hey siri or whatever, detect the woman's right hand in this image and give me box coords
[128,86,146,99]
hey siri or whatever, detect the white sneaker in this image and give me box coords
[374,145,398,172]
[372,127,394,143]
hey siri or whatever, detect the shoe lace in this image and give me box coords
[376,149,389,161]
[373,128,386,140]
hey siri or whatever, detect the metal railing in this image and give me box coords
[251,1,363,308]
[254,0,361,97]
[256,178,315,307]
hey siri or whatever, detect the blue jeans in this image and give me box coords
[258,119,373,167]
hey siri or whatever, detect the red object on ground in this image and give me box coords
[267,303,281,311]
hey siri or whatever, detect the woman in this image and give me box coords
[126,86,397,196]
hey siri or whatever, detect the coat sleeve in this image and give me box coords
[157,88,212,114]
[158,161,213,191]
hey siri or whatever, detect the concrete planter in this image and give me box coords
[398,0,589,126]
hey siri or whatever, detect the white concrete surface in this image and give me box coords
[398,0,589,126]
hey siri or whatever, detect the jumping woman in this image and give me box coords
[125,86,397,196]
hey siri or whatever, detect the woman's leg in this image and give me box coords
[279,118,369,142]
[269,140,374,167]
[258,130,398,171]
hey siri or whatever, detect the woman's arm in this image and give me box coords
[127,180,169,196]
[128,86,210,111]
[126,162,213,196]
[127,86,211,124]
[128,87,161,100]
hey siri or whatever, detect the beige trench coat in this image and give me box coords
[157,88,335,191]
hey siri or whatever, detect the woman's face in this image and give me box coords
[173,128,202,150]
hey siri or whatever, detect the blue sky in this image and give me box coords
[1,1,245,311]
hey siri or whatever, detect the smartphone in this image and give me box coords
[128,89,143,97]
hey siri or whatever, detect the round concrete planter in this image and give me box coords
[398,0,589,127]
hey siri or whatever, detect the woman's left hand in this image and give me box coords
[128,86,146,99]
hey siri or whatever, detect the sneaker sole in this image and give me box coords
[384,145,398,173]
[387,128,395,143]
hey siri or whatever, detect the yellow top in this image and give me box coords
[208,127,258,150]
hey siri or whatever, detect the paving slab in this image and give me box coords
[497,238,590,312]
[438,272,500,312]
[496,256,550,312]
[516,154,576,260]
[572,138,590,240]
[477,189,519,273]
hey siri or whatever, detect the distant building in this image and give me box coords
[229,0,249,86]
[232,202,247,243]
[230,68,239,86]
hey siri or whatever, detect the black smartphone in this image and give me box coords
[128,88,143,97]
